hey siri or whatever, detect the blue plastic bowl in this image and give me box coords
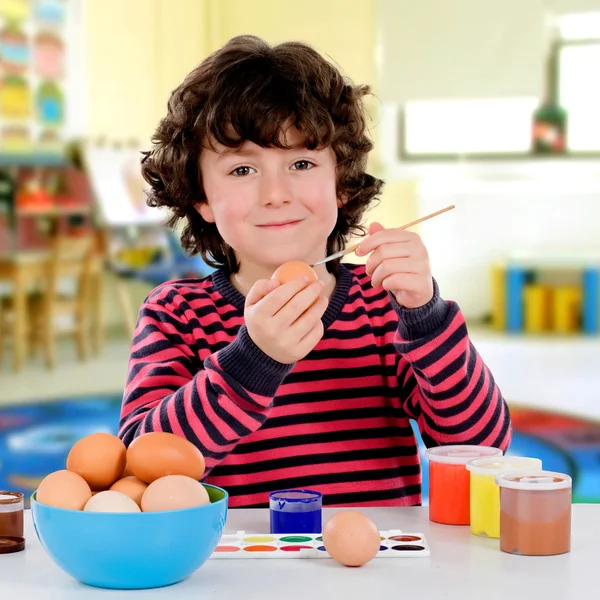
[30,483,228,589]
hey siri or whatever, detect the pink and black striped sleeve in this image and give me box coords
[118,296,294,474]
[392,279,512,451]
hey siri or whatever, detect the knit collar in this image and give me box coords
[211,263,352,330]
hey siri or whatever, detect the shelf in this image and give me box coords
[15,205,92,217]
[0,154,69,168]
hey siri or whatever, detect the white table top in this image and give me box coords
[0,505,594,599]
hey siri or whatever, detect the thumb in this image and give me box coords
[368,221,385,235]
[245,278,279,307]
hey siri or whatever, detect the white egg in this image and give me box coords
[84,490,141,513]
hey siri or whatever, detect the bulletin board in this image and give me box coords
[0,0,67,155]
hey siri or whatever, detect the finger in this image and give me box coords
[296,313,325,348]
[289,294,328,336]
[380,272,429,295]
[356,228,418,257]
[365,242,413,277]
[256,275,314,315]
[368,221,385,236]
[275,280,326,326]
[245,278,280,307]
[371,258,425,289]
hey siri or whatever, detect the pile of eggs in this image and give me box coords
[36,431,209,513]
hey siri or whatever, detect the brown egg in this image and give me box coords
[122,463,134,477]
[272,261,317,285]
[322,511,381,567]
[36,470,92,511]
[66,433,126,490]
[126,432,206,484]
[141,475,210,512]
[109,476,148,507]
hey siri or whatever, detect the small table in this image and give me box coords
[0,505,594,599]
[0,251,103,372]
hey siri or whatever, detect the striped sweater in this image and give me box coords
[119,263,512,507]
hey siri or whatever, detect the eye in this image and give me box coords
[230,166,255,177]
[291,160,314,171]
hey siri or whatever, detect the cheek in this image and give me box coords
[202,188,250,248]
[304,175,338,220]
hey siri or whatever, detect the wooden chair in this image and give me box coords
[0,260,41,369]
[28,235,96,369]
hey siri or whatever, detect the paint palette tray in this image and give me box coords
[210,530,430,559]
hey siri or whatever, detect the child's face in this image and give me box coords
[198,126,341,271]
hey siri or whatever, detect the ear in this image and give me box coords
[195,202,215,223]
[337,197,344,208]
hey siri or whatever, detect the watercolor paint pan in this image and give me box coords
[210,530,430,559]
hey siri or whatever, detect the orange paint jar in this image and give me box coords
[425,445,503,525]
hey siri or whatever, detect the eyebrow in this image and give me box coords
[216,143,313,159]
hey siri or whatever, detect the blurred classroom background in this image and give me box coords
[0,0,599,505]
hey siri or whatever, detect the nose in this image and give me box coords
[260,170,291,207]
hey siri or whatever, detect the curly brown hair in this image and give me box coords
[141,35,384,274]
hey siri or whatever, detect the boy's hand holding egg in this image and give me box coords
[356,222,434,309]
[35,431,211,513]
[244,260,327,364]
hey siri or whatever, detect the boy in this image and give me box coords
[119,35,511,507]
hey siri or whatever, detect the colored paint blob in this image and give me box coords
[391,545,425,551]
[279,535,312,543]
[215,545,241,552]
[244,535,276,543]
[378,545,388,551]
[280,545,313,552]
[244,545,277,552]
[389,535,421,542]
[317,546,327,551]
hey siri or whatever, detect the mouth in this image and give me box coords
[257,220,303,230]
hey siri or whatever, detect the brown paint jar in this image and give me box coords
[0,491,24,538]
[495,471,571,556]
[0,491,25,537]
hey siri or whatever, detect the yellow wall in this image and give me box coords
[211,0,376,85]
[83,0,378,140]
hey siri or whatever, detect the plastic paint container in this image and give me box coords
[0,491,25,554]
[466,456,542,538]
[0,492,24,538]
[269,490,323,534]
[425,445,503,525]
[495,471,572,556]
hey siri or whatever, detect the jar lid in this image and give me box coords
[0,491,23,504]
[495,470,572,491]
[425,445,503,465]
[0,536,25,554]
[466,456,542,475]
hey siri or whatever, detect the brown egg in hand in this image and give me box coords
[322,511,381,567]
[126,432,206,484]
[66,433,126,490]
[272,261,318,285]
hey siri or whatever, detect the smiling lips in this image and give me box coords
[257,220,302,229]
